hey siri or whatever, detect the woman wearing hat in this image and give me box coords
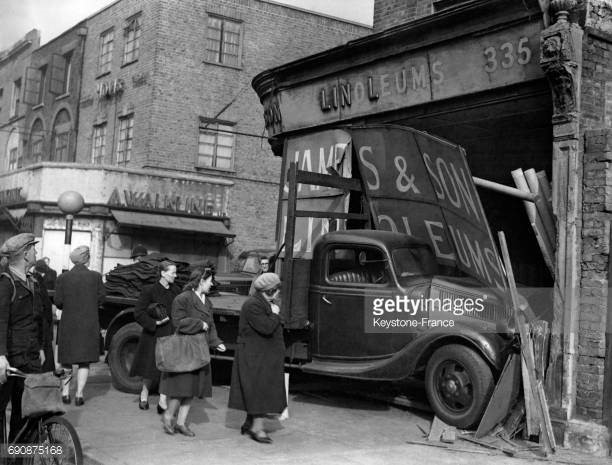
[160,266,226,437]
[55,245,105,406]
[228,272,286,444]
[130,260,179,413]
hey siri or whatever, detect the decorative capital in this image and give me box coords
[549,0,577,24]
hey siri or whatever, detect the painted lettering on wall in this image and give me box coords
[107,186,227,217]
[97,79,125,100]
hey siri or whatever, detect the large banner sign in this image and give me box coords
[351,126,505,290]
[278,130,352,257]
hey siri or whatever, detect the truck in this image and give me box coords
[93,125,515,429]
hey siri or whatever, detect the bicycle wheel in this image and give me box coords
[27,416,83,465]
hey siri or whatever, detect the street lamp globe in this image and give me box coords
[57,191,85,215]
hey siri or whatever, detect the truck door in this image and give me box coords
[311,245,396,359]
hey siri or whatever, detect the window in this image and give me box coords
[8,148,19,171]
[36,66,47,105]
[49,52,73,95]
[91,124,107,164]
[52,109,71,162]
[116,115,134,165]
[197,120,234,169]
[10,79,21,117]
[326,247,389,285]
[62,52,72,94]
[30,119,44,163]
[206,16,242,67]
[123,15,141,64]
[98,29,114,74]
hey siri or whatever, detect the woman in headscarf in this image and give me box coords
[55,246,105,406]
[228,272,286,444]
[130,261,179,413]
[160,266,226,437]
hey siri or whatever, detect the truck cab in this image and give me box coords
[282,229,513,429]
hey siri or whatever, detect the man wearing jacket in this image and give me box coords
[0,233,45,441]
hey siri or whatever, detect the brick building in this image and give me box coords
[0,0,369,273]
[253,0,612,456]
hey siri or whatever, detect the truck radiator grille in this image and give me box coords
[434,288,509,323]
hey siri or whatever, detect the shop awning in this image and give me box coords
[111,210,234,237]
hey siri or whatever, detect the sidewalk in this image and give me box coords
[66,363,608,465]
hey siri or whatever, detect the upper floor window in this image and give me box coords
[24,65,47,106]
[116,114,134,166]
[92,123,107,164]
[206,16,242,67]
[52,109,72,162]
[30,118,44,163]
[6,129,20,171]
[49,51,73,95]
[123,14,141,64]
[10,79,21,117]
[197,119,234,170]
[99,29,114,75]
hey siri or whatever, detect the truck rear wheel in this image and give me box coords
[108,322,142,393]
[425,344,494,429]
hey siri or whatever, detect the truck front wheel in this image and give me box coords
[108,322,142,393]
[424,344,494,429]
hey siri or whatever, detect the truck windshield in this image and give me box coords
[392,247,438,278]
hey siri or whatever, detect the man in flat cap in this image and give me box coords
[0,233,45,441]
[55,245,105,406]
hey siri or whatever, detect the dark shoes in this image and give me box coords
[157,404,166,415]
[240,423,251,435]
[139,400,149,410]
[75,397,84,406]
[161,416,175,435]
[247,430,272,444]
[61,395,71,405]
[174,424,195,437]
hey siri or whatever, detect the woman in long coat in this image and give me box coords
[228,272,286,444]
[55,246,105,405]
[160,267,226,437]
[130,261,179,413]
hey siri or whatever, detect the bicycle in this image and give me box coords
[2,368,83,465]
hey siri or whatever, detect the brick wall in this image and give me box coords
[373,0,433,32]
[577,1,612,421]
[76,0,369,264]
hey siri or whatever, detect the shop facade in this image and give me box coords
[253,0,612,455]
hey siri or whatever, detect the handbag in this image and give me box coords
[155,331,210,373]
[21,372,66,418]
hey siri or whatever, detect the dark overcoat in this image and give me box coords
[228,293,286,415]
[55,264,105,365]
[130,282,178,380]
[159,290,222,399]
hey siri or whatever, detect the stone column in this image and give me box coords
[539,0,583,431]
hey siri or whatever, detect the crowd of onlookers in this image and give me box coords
[0,234,286,444]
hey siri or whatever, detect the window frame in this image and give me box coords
[98,28,114,76]
[205,14,243,68]
[36,65,47,105]
[116,114,134,166]
[10,79,21,117]
[325,246,390,287]
[8,147,19,171]
[196,118,236,171]
[122,14,142,65]
[30,119,44,163]
[91,123,107,164]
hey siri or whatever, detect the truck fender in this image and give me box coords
[104,308,136,352]
[409,329,509,377]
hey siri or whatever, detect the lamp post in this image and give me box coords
[57,191,84,273]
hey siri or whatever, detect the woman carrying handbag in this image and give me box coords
[160,266,226,436]
[130,261,179,413]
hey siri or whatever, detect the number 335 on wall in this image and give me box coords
[483,37,532,73]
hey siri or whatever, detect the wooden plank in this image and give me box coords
[502,398,525,439]
[475,353,521,438]
[531,320,550,381]
[535,170,553,205]
[282,162,298,325]
[525,169,556,252]
[498,231,556,455]
[521,325,540,436]
[295,169,362,191]
[294,210,369,221]
[427,416,448,442]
